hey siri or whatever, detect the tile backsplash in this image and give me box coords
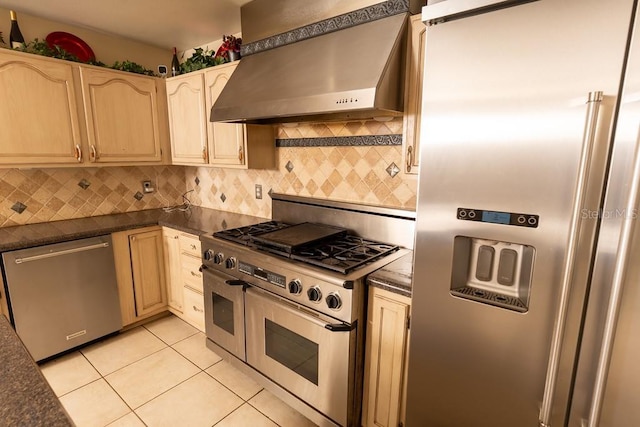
[187,118,417,219]
[0,118,418,228]
[0,166,186,228]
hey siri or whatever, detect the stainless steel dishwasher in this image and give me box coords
[2,235,122,361]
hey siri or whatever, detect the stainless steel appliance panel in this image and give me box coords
[569,5,640,424]
[2,235,122,361]
[406,0,634,425]
[245,286,353,427]
[202,268,246,361]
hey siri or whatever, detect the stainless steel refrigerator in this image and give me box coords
[406,0,640,425]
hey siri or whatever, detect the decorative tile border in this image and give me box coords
[242,0,410,56]
[276,135,402,147]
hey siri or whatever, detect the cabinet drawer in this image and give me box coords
[183,286,205,332]
[179,234,201,257]
[181,254,203,292]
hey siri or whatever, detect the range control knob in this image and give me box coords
[326,293,342,310]
[225,257,237,270]
[213,252,224,265]
[203,249,215,261]
[288,279,303,295]
[307,286,322,303]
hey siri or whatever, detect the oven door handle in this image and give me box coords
[225,279,250,290]
[325,323,355,332]
[246,286,354,332]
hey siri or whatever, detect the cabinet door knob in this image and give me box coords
[238,146,244,163]
[202,146,208,162]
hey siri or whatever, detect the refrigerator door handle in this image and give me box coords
[582,122,640,427]
[539,91,604,427]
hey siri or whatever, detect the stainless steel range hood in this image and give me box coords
[210,4,411,124]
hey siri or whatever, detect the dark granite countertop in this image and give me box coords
[0,206,268,252]
[0,315,73,426]
[367,251,413,298]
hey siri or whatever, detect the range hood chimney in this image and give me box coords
[210,0,422,124]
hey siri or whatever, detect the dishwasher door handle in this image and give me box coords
[14,242,110,264]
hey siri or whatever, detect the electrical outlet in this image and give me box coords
[142,180,155,193]
[255,184,262,199]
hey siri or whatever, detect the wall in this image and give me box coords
[186,118,418,219]
[0,166,186,228]
[0,7,170,71]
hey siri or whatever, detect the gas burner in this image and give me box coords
[213,221,290,245]
[291,235,399,274]
[213,222,399,274]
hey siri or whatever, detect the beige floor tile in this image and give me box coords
[82,327,167,375]
[136,372,243,427]
[172,332,222,369]
[215,403,278,427]
[40,351,101,397]
[205,360,263,401]
[105,347,200,408]
[106,412,146,427]
[249,390,318,427]
[144,314,199,345]
[59,379,130,427]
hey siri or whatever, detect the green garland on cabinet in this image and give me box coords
[4,38,157,76]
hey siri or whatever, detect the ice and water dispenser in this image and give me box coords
[450,208,537,312]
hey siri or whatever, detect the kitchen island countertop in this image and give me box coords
[0,206,268,252]
[367,251,413,298]
[0,315,73,426]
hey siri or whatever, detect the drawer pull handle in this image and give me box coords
[190,271,201,278]
[190,244,196,250]
[193,305,203,313]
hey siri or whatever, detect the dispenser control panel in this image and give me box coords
[457,208,539,228]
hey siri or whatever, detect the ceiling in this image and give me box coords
[0,0,253,50]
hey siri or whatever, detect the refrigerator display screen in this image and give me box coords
[482,211,511,224]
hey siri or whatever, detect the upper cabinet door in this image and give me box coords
[0,50,83,165]
[402,15,426,175]
[204,63,247,167]
[166,73,209,165]
[80,68,162,163]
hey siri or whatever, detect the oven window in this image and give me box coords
[213,293,235,335]
[265,319,319,385]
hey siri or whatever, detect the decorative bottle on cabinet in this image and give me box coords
[9,10,25,49]
[171,47,180,77]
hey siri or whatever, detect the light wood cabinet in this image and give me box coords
[166,73,208,165]
[166,61,275,169]
[161,227,205,331]
[0,50,84,166]
[162,227,184,313]
[402,14,426,175]
[0,49,169,168]
[363,287,411,427]
[80,67,164,163]
[113,226,168,326]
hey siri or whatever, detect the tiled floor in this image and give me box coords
[40,315,318,427]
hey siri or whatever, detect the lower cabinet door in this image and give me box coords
[363,287,411,427]
[129,229,168,317]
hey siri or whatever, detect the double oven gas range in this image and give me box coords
[200,194,415,427]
